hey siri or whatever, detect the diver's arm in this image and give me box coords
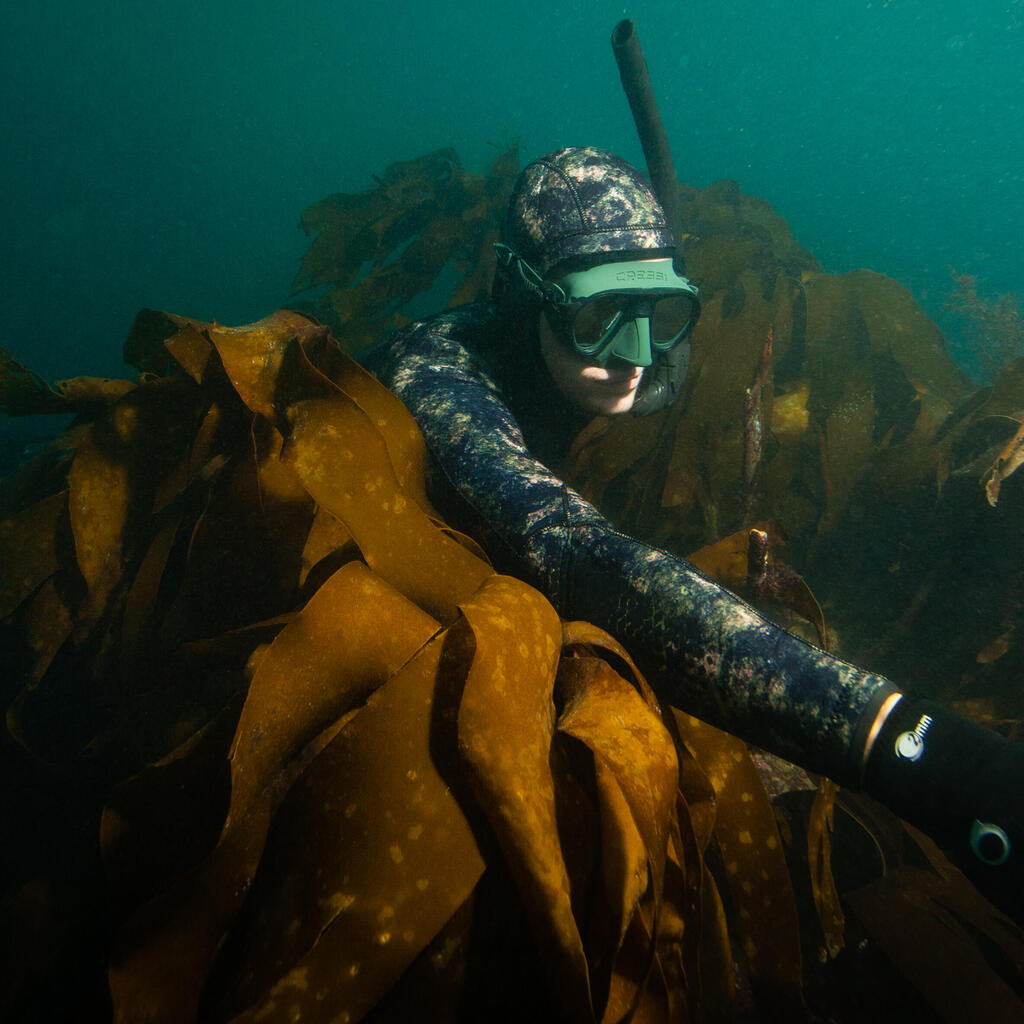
[380,320,892,779]
[567,524,1023,921]
[379,321,1023,921]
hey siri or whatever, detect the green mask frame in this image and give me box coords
[546,258,700,366]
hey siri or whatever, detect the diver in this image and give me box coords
[374,146,1023,921]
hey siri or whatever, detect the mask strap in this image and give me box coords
[493,243,566,305]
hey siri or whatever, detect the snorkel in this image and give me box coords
[611,20,685,271]
[611,20,695,414]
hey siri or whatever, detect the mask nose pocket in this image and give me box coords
[609,317,653,366]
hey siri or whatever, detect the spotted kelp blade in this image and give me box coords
[0,490,65,620]
[455,575,593,1022]
[101,310,493,1023]
[20,310,731,1022]
[205,636,487,1024]
[556,655,679,1017]
[806,779,844,959]
[674,711,806,1021]
[6,295,956,1023]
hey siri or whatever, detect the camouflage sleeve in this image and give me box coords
[377,316,897,786]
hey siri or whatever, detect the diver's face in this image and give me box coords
[538,313,644,416]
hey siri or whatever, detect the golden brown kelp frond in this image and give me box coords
[674,711,806,1020]
[806,780,844,961]
[0,346,73,416]
[1,343,141,417]
[192,578,701,1024]
[675,178,821,294]
[0,312,483,1019]
[107,566,450,1024]
[5,309,817,1023]
[292,146,519,356]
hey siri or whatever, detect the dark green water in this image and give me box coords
[2,1,1022,381]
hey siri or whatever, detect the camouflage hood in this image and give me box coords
[502,147,675,277]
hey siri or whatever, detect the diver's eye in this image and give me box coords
[574,296,623,348]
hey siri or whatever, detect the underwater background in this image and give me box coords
[4,4,1024,1019]
[3,0,1023,392]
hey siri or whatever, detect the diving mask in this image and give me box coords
[545,258,700,366]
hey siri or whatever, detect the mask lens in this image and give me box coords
[552,259,700,361]
[572,295,624,354]
[650,293,698,351]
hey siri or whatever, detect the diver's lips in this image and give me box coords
[594,374,642,392]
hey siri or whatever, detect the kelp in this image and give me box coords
[5,149,1024,1021]
[0,346,67,416]
[806,780,844,961]
[2,309,848,1023]
[946,268,1024,382]
[291,147,519,356]
[842,820,1024,1023]
[0,344,141,417]
[983,415,1024,506]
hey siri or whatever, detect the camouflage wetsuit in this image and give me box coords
[372,143,1023,921]
[374,301,898,787]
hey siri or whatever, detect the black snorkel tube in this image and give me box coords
[611,20,684,257]
[611,20,693,416]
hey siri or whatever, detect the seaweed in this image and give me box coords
[3,149,1024,1022]
[291,146,518,356]
[983,416,1024,506]
[946,269,1024,382]
[0,311,826,1023]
